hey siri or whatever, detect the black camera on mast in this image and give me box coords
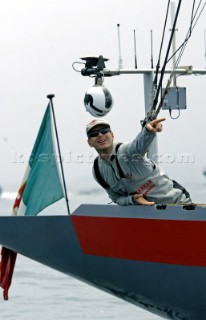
[80,55,108,80]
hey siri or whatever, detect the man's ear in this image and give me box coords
[87,139,93,147]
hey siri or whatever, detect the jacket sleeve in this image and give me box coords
[105,187,134,206]
[92,168,134,205]
[123,126,156,156]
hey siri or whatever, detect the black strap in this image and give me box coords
[114,143,125,178]
[94,157,110,189]
[93,143,125,189]
[172,180,191,199]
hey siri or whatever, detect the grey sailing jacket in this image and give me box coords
[92,127,191,206]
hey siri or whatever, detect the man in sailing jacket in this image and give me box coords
[86,118,191,205]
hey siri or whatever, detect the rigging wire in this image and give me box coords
[140,0,171,127]
[151,0,182,116]
[169,1,205,76]
[153,0,171,87]
[167,0,206,69]
[155,0,206,117]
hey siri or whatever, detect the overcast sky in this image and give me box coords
[0,0,206,206]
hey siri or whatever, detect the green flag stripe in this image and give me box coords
[22,104,64,216]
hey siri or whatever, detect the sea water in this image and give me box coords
[0,256,162,320]
[0,180,206,320]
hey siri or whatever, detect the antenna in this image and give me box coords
[134,29,138,69]
[150,30,154,69]
[117,24,123,69]
[204,29,206,68]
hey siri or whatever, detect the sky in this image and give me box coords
[0,0,206,207]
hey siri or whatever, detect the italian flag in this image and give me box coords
[0,104,65,299]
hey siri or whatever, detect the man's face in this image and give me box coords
[87,125,114,152]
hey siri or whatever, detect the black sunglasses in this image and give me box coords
[88,127,111,138]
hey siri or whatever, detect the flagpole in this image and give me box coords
[47,94,70,215]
